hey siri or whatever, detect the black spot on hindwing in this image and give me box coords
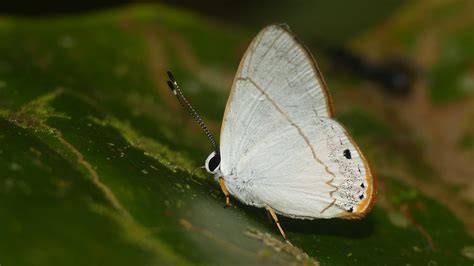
[343,149,352,159]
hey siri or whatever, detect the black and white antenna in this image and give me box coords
[166,71,219,154]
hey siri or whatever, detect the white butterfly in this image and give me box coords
[168,24,376,240]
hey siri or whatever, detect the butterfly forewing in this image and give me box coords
[220,24,375,219]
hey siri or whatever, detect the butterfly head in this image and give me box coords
[205,151,221,174]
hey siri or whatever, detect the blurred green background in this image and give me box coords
[0,1,473,265]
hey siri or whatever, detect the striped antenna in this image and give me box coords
[167,71,219,153]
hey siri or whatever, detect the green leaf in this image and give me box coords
[0,4,473,266]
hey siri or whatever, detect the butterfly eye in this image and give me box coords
[205,151,221,174]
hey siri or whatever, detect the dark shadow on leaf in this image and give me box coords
[228,199,376,240]
[283,212,376,239]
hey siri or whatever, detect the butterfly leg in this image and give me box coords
[218,177,230,208]
[266,206,291,244]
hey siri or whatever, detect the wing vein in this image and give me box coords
[252,30,286,73]
[237,77,338,197]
